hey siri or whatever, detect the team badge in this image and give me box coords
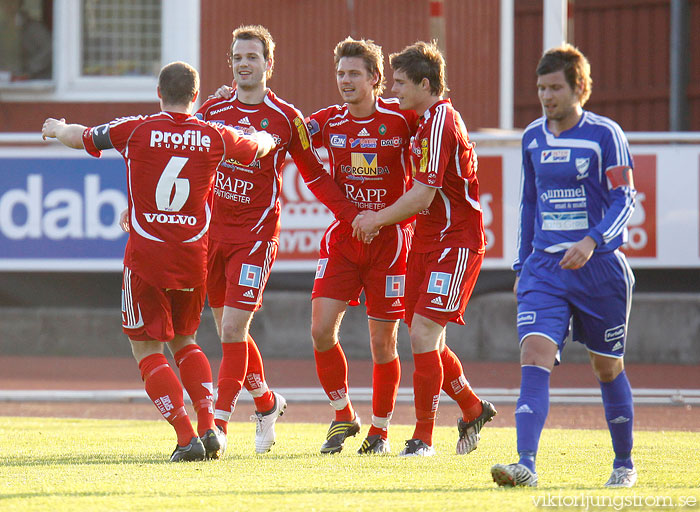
[575,157,590,180]
[261,118,269,129]
[378,124,387,135]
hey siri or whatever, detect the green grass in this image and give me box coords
[1,417,698,511]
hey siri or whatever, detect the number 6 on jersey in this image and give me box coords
[156,156,190,212]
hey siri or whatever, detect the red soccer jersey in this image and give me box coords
[409,99,485,253]
[197,90,357,243]
[306,97,418,227]
[82,111,259,289]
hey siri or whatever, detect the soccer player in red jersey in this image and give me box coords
[197,26,359,454]
[41,61,275,462]
[355,41,497,456]
[304,38,418,454]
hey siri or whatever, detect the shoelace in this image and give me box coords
[250,413,263,433]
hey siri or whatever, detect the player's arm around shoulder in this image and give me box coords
[216,122,275,165]
[252,131,276,159]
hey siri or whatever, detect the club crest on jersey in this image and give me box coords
[541,149,570,163]
[385,275,405,298]
[239,264,262,289]
[329,134,346,148]
[575,157,590,180]
[378,124,387,135]
[427,272,451,295]
[261,118,269,128]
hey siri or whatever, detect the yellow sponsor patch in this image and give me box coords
[350,153,379,176]
[294,117,310,150]
[419,138,429,173]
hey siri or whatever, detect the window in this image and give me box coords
[0,0,52,83]
[0,0,199,102]
[82,0,161,77]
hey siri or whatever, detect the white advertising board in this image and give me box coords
[1,135,699,271]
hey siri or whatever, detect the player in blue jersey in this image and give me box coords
[491,44,637,488]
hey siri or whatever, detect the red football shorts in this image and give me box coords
[121,266,206,342]
[312,222,412,320]
[207,239,278,311]
[404,247,484,327]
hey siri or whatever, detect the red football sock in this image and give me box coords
[411,350,443,446]
[314,344,354,422]
[243,335,275,413]
[214,341,248,434]
[139,353,195,446]
[174,344,215,437]
[440,346,482,421]
[368,357,401,438]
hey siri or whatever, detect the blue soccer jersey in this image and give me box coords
[513,111,636,272]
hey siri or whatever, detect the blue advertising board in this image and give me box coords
[0,149,128,270]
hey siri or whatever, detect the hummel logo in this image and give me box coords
[358,127,370,136]
[391,299,402,308]
[612,342,623,351]
[515,404,534,414]
[431,296,443,306]
[243,290,255,299]
[610,416,630,424]
[527,138,538,149]
[238,116,251,125]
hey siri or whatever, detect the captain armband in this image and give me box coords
[91,123,114,150]
[605,165,634,190]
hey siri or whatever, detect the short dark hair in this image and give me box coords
[158,61,199,106]
[537,44,592,106]
[334,37,385,95]
[230,24,275,80]
[389,40,448,96]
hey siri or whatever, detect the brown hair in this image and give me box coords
[389,40,448,96]
[333,37,385,95]
[537,43,592,106]
[230,25,275,79]
[158,61,199,106]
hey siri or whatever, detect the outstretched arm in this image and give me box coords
[42,118,86,149]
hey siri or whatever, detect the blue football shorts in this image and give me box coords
[516,249,635,360]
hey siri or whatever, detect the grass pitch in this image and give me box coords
[1,417,698,511]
